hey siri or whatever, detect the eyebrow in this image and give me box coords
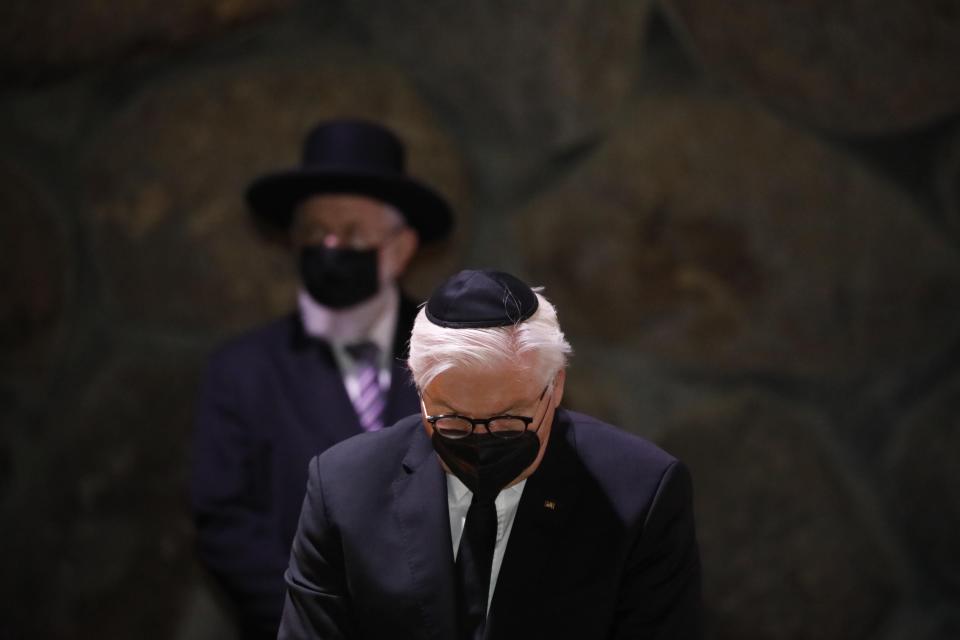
[425,395,529,417]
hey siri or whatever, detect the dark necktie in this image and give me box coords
[345,342,386,432]
[456,493,498,640]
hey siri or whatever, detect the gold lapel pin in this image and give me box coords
[543,499,558,510]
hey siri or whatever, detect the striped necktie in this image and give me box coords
[346,342,386,432]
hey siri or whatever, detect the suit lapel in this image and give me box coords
[392,427,458,640]
[286,314,364,442]
[486,411,581,635]
[285,294,421,436]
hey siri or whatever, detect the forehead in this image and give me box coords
[423,356,543,415]
[294,193,394,229]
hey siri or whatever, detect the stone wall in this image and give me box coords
[1,2,958,638]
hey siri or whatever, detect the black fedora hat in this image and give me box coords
[245,119,453,243]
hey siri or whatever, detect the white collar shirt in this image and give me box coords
[298,284,399,401]
[446,474,527,610]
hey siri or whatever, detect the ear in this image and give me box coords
[382,227,419,279]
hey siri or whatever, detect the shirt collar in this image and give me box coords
[446,473,527,505]
[299,283,399,354]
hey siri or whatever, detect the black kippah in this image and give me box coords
[425,269,539,328]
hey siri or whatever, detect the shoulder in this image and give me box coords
[205,314,300,370]
[214,313,297,356]
[564,409,676,463]
[315,414,423,479]
[560,408,683,491]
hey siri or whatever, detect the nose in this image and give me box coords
[322,233,342,248]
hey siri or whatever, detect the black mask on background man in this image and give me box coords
[299,245,379,309]
[431,432,541,501]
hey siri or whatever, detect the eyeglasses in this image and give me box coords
[422,386,551,440]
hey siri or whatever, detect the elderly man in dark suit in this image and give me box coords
[279,269,702,640]
[190,120,453,639]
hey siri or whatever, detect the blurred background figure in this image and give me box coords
[190,119,453,639]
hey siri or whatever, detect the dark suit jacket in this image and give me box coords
[190,298,422,639]
[279,408,702,640]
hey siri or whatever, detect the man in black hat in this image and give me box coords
[278,269,702,639]
[190,119,453,639]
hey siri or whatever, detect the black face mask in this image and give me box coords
[431,431,541,501]
[299,245,379,309]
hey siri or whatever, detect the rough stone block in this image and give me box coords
[0,0,294,82]
[0,161,69,383]
[1,346,205,639]
[343,0,653,197]
[936,126,960,244]
[886,372,960,597]
[517,92,960,382]
[661,0,960,133]
[659,391,901,640]
[80,41,468,335]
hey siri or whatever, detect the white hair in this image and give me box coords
[407,289,573,390]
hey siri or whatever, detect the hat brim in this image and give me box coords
[245,168,453,244]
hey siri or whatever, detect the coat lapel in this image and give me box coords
[391,427,458,640]
[286,314,365,442]
[485,410,581,636]
[289,294,421,434]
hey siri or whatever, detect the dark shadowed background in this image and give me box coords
[2,1,959,638]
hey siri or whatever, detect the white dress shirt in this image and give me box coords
[446,474,527,610]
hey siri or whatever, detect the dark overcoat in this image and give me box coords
[191,299,421,638]
[280,408,702,640]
